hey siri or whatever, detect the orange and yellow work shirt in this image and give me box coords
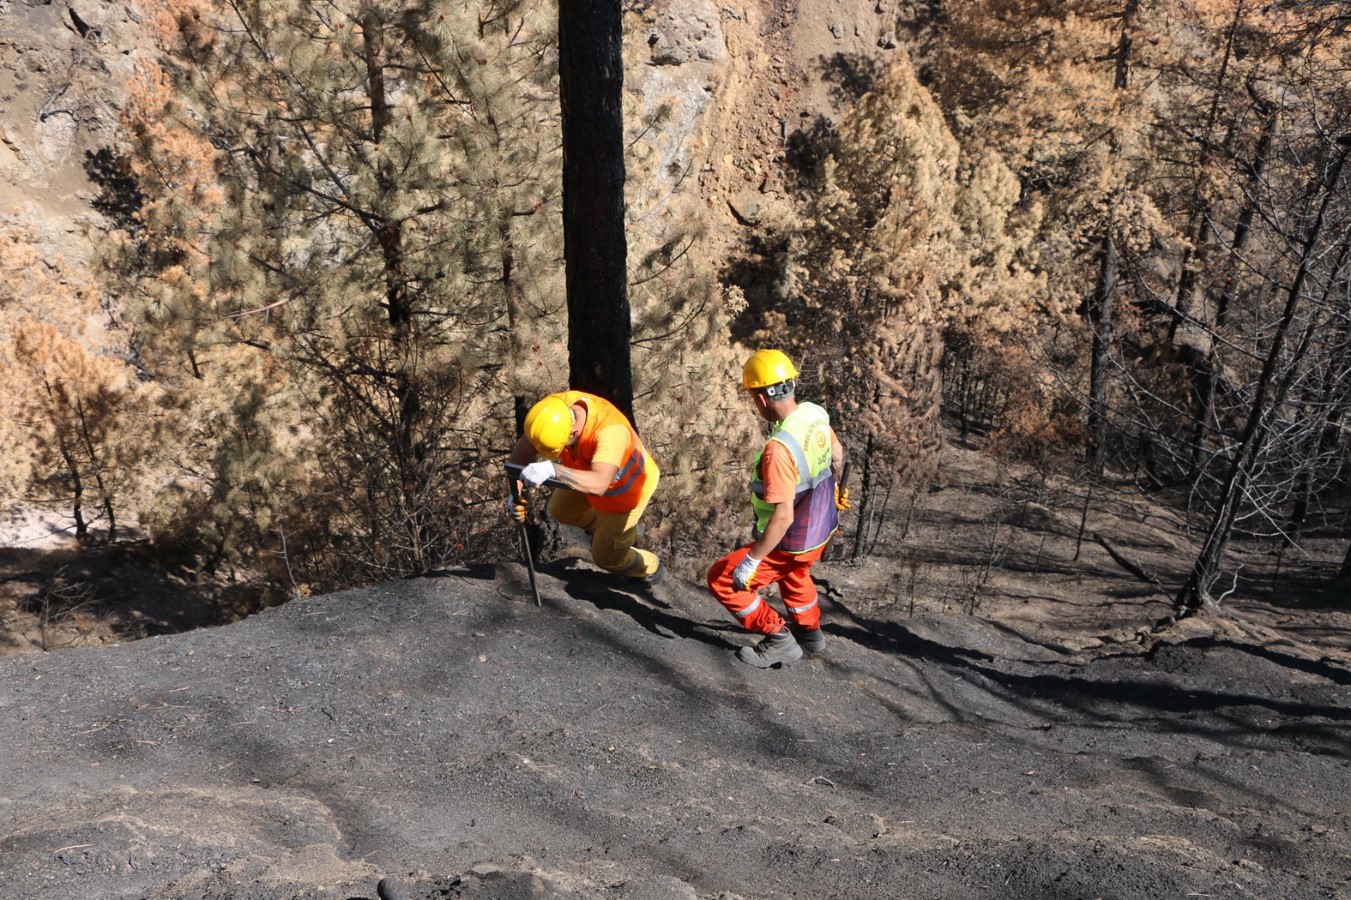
[554,390,658,514]
[759,440,800,506]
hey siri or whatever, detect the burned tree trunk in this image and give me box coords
[1084,0,1138,475]
[559,0,634,422]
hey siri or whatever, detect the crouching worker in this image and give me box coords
[507,391,665,585]
[708,350,846,667]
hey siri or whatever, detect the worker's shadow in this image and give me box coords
[542,560,739,650]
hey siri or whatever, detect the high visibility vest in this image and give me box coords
[555,391,653,513]
[750,402,838,554]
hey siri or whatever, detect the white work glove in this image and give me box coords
[521,460,556,486]
[732,555,762,591]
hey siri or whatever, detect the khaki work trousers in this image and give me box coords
[548,488,661,579]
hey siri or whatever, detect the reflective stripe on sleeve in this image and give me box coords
[774,433,812,496]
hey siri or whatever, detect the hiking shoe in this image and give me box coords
[736,629,802,668]
[793,627,825,654]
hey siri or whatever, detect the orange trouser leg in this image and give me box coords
[707,545,822,635]
[777,556,822,630]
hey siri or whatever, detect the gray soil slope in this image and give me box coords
[2,550,1349,900]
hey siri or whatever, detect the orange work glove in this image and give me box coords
[834,484,851,510]
[505,493,527,524]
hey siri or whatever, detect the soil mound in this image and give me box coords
[2,553,1348,899]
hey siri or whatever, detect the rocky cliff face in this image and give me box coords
[0,0,146,245]
[0,0,899,262]
[632,0,900,259]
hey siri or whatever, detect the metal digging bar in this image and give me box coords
[505,468,542,607]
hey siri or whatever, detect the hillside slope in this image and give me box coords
[3,6,1350,896]
[2,551,1348,899]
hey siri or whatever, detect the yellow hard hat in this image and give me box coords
[525,395,573,459]
[742,349,800,391]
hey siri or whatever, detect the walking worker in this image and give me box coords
[707,349,847,667]
[507,390,665,585]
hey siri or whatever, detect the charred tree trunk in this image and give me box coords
[362,12,410,336]
[851,433,876,561]
[1285,256,1351,543]
[1087,231,1119,475]
[363,8,423,568]
[1192,93,1279,478]
[73,397,116,543]
[1175,137,1351,616]
[559,0,634,422]
[1168,0,1243,348]
[1214,89,1278,330]
[58,438,88,543]
[503,216,528,438]
[1084,0,1137,475]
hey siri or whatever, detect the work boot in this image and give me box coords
[630,560,666,586]
[792,626,826,654]
[736,628,802,668]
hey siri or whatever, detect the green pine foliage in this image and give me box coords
[113,0,564,589]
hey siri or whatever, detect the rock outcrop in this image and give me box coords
[0,0,899,261]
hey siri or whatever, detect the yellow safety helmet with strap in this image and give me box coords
[742,349,800,392]
[524,395,573,459]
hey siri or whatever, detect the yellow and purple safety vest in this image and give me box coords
[750,402,838,554]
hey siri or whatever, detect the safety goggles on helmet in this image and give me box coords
[756,378,796,399]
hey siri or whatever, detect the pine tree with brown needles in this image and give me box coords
[0,219,155,544]
[727,58,1050,555]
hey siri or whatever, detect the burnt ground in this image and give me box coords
[2,437,1350,900]
[5,2,1348,892]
